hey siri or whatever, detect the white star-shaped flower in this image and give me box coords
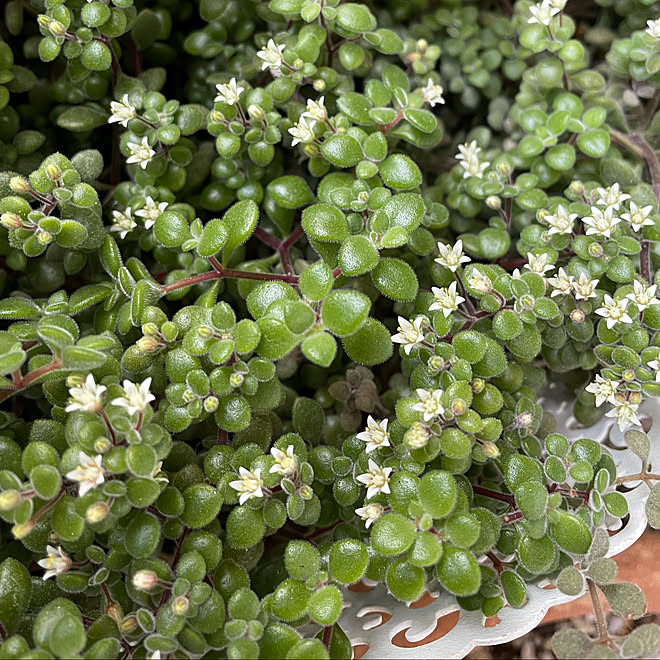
[545,204,577,235]
[456,140,489,179]
[524,252,555,275]
[229,467,264,505]
[595,294,633,329]
[420,79,445,107]
[582,206,621,239]
[626,279,660,312]
[356,416,391,454]
[412,388,444,422]
[65,374,106,413]
[621,201,654,232]
[605,401,641,430]
[391,316,425,355]
[126,137,155,170]
[528,0,560,25]
[111,377,155,416]
[356,459,392,499]
[302,96,327,122]
[593,184,631,211]
[110,208,137,239]
[355,502,384,528]
[108,94,136,128]
[585,375,619,407]
[468,267,492,294]
[647,358,660,382]
[214,78,244,106]
[288,116,316,146]
[429,281,465,317]
[434,239,471,272]
[257,39,286,72]
[572,273,599,300]
[66,452,105,497]
[37,545,72,581]
[646,18,660,39]
[269,445,297,476]
[547,267,575,297]
[135,196,168,230]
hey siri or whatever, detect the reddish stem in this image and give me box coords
[322,626,333,649]
[379,109,404,134]
[472,485,516,506]
[0,357,62,405]
[32,487,66,522]
[501,511,524,523]
[161,267,300,294]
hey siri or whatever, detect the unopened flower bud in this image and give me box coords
[229,373,244,388]
[404,422,431,449]
[496,161,512,177]
[614,392,626,404]
[132,569,158,591]
[142,322,159,337]
[137,336,159,352]
[537,209,549,223]
[37,230,52,245]
[472,378,485,393]
[293,58,303,69]
[570,309,585,323]
[49,20,66,37]
[417,38,428,51]
[517,412,534,428]
[12,520,35,539]
[9,176,29,193]
[248,104,265,121]
[204,396,219,413]
[66,374,84,388]
[630,391,642,404]
[172,596,189,615]
[569,180,585,196]
[196,325,214,339]
[451,398,467,416]
[37,14,51,29]
[86,502,109,523]
[623,368,636,381]
[482,441,500,458]
[520,294,535,310]
[1,212,22,229]
[408,52,421,62]
[182,388,196,403]
[106,602,123,624]
[313,79,326,92]
[94,437,112,453]
[485,196,501,210]
[0,489,21,511]
[588,243,603,258]
[303,143,320,158]
[210,110,225,123]
[45,163,61,180]
[120,616,138,634]
[298,484,313,500]
[428,355,446,373]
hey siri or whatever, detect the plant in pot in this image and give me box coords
[0,0,660,658]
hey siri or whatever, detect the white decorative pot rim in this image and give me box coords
[337,385,659,659]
